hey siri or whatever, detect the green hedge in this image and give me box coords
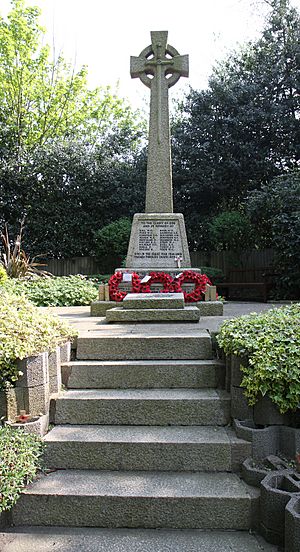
[217,303,300,413]
[0,291,77,389]
[2,275,98,307]
[0,426,43,512]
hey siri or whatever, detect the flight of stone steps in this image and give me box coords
[9,323,277,551]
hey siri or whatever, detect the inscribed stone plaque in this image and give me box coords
[126,213,191,269]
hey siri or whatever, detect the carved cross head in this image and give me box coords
[130,31,189,89]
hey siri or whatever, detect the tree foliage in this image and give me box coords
[0,0,144,155]
[0,0,146,257]
[0,141,145,257]
[172,0,300,227]
[209,210,254,251]
[246,170,300,297]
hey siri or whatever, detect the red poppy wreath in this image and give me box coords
[140,271,174,293]
[108,272,141,302]
[176,270,212,303]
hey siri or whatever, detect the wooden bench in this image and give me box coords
[216,269,274,302]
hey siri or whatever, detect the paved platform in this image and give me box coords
[44,301,288,336]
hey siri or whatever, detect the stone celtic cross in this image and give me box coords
[131,31,189,213]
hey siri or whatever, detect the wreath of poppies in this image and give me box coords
[108,270,213,303]
[140,271,174,293]
[108,271,141,302]
[176,270,212,303]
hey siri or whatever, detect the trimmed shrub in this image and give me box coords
[217,304,300,413]
[93,217,132,257]
[200,266,225,283]
[0,291,77,389]
[0,426,43,512]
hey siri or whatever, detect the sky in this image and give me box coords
[1,0,300,110]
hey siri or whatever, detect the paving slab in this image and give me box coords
[0,527,279,552]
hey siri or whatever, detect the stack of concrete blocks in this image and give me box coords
[0,342,71,436]
[226,349,300,550]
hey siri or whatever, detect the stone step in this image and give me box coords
[105,305,200,323]
[76,329,212,360]
[53,388,230,426]
[12,470,259,529]
[43,425,250,472]
[62,359,225,389]
[1,527,278,552]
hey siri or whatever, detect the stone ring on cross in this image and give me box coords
[130,31,189,89]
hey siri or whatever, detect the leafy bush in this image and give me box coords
[0,264,7,284]
[200,266,225,283]
[0,426,43,512]
[209,211,254,251]
[2,275,98,306]
[217,304,300,413]
[93,217,132,257]
[0,291,77,389]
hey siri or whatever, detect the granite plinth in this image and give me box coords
[123,292,184,309]
[90,299,223,317]
[90,301,117,317]
[196,301,224,316]
[105,306,200,323]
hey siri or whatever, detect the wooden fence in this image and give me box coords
[45,249,275,281]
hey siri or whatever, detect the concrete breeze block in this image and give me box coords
[285,496,300,552]
[16,353,49,388]
[260,472,300,546]
[48,347,62,394]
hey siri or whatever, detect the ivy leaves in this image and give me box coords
[217,304,300,413]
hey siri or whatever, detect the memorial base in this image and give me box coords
[126,213,191,270]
